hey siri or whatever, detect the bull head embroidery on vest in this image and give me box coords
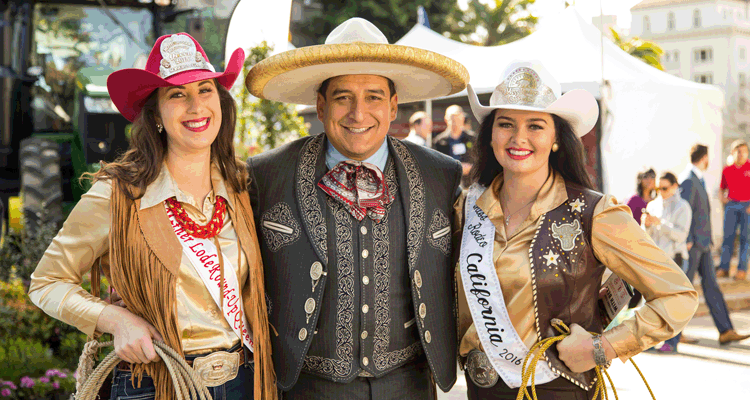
[550,220,583,252]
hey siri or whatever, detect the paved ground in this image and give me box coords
[439,310,750,399]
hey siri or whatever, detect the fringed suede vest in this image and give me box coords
[107,181,276,400]
[529,183,604,390]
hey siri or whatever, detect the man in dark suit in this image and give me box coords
[659,144,750,352]
[244,18,469,399]
[432,105,474,187]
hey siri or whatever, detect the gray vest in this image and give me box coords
[303,159,423,382]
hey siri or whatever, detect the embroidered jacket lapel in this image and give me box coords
[135,199,182,276]
[388,136,426,272]
[295,133,330,266]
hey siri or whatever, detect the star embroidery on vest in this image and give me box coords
[570,198,585,213]
[543,250,559,266]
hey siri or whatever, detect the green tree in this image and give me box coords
[609,27,665,71]
[232,42,308,159]
[295,0,458,45]
[445,0,538,46]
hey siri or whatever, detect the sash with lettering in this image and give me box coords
[460,184,557,388]
[165,204,254,352]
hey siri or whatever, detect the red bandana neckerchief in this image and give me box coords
[318,160,394,222]
[165,196,227,239]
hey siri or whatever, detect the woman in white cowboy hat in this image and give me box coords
[455,61,698,399]
[28,33,276,400]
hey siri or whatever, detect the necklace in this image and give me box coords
[500,192,537,226]
[165,196,227,239]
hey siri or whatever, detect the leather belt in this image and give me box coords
[465,350,499,389]
[117,346,246,370]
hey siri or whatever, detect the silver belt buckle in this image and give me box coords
[192,350,240,387]
[466,350,499,389]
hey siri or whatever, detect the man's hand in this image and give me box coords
[687,242,693,251]
[720,191,729,205]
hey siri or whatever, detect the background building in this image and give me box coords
[631,0,750,160]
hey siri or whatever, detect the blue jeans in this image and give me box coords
[666,247,733,348]
[719,200,750,272]
[109,354,254,400]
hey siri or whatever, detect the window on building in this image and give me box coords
[694,9,701,28]
[665,52,671,62]
[291,2,303,22]
[674,50,680,62]
[742,47,747,61]
[694,73,713,84]
[741,73,746,88]
[694,48,713,63]
[668,12,676,31]
[741,98,747,111]
[644,16,651,32]
[741,123,748,133]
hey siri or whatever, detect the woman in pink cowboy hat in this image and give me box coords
[28,33,276,400]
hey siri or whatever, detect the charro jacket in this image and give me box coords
[247,133,463,392]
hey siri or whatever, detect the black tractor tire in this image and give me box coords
[0,196,5,246]
[20,137,63,234]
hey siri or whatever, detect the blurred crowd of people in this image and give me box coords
[627,141,750,352]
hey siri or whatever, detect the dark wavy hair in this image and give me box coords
[636,168,656,197]
[468,109,594,189]
[659,171,678,186]
[86,80,246,198]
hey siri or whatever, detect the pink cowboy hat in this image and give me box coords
[108,32,245,122]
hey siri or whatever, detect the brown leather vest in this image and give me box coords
[530,183,604,390]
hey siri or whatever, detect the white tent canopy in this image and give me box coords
[396,7,724,204]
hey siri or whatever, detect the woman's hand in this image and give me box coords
[556,324,615,373]
[97,305,163,364]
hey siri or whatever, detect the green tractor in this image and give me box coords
[19,65,132,231]
[1,0,233,242]
[0,0,176,237]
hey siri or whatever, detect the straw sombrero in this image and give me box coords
[245,18,469,105]
[467,61,599,137]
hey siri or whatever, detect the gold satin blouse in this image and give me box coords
[28,164,247,355]
[456,172,698,362]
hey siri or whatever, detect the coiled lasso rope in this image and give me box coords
[74,340,212,400]
[515,319,656,400]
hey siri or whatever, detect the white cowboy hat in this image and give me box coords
[467,61,599,137]
[245,17,469,105]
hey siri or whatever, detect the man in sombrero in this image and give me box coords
[244,18,469,399]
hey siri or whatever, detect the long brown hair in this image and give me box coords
[87,80,246,198]
[469,109,594,189]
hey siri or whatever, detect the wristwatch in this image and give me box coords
[592,334,608,367]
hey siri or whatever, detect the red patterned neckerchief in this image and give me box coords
[318,160,394,222]
[165,196,227,239]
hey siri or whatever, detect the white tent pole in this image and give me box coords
[598,0,604,82]
[597,0,608,192]
[425,99,433,148]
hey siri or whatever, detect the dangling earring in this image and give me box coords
[156,123,163,133]
[551,142,559,152]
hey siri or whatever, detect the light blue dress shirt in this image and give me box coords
[325,137,390,172]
